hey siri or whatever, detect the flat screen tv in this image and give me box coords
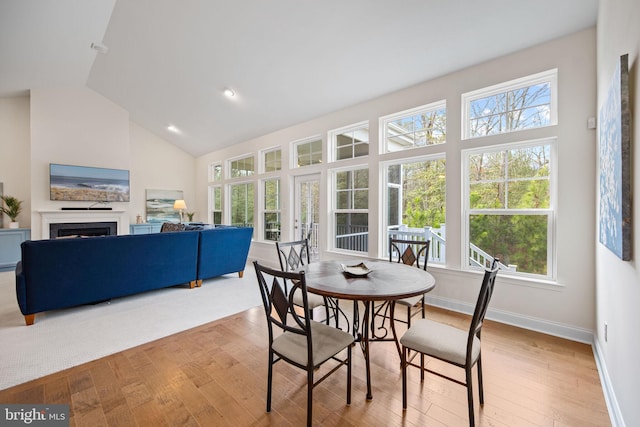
[50,163,130,202]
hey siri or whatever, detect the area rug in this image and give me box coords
[0,265,262,390]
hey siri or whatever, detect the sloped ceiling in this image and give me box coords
[1,0,598,156]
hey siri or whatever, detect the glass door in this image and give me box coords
[294,174,320,260]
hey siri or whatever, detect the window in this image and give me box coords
[333,167,368,253]
[384,156,446,264]
[263,178,281,241]
[294,137,323,167]
[230,182,254,228]
[210,185,222,225]
[463,69,557,139]
[330,122,369,161]
[262,148,282,172]
[463,139,555,279]
[230,155,254,178]
[382,101,446,152]
[208,163,222,182]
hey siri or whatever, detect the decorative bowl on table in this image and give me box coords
[340,262,372,277]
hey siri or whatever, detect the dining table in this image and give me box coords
[301,259,436,400]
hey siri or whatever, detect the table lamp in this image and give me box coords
[173,199,187,223]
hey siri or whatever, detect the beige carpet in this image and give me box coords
[0,265,262,390]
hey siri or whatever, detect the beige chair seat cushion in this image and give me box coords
[273,321,354,367]
[400,319,480,366]
[395,294,423,307]
[292,288,327,309]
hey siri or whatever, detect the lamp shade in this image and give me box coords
[173,199,187,210]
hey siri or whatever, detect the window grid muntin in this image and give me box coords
[294,137,323,167]
[330,122,370,161]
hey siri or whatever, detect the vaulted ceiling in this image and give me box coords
[0,0,598,156]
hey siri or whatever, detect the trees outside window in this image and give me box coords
[382,101,446,152]
[230,182,254,228]
[464,140,554,278]
[263,178,280,241]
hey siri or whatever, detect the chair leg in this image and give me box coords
[477,355,484,405]
[266,351,273,412]
[466,365,475,427]
[347,345,352,405]
[402,346,408,409]
[307,368,313,427]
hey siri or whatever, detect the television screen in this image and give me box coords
[50,164,130,202]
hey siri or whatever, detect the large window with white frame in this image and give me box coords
[333,167,369,253]
[462,138,555,279]
[262,147,282,172]
[263,178,281,241]
[209,185,222,225]
[329,121,369,161]
[229,182,254,228]
[381,101,446,153]
[293,137,323,167]
[462,69,557,139]
[384,156,446,264]
[230,155,255,178]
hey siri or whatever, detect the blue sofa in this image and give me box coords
[15,227,253,325]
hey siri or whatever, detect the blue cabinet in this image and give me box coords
[0,228,30,271]
[129,223,163,234]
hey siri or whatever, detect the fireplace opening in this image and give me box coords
[50,222,118,239]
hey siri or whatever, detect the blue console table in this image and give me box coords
[129,223,163,234]
[0,228,31,271]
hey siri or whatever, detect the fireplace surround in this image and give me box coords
[50,222,117,238]
[39,210,127,239]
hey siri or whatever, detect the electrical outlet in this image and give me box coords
[604,322,608,342]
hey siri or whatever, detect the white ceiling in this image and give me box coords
[1,0,598,157]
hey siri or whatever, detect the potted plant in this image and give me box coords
[185,211,195,222]
[1,195,23,228]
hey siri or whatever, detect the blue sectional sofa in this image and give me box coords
[15,227,253,325]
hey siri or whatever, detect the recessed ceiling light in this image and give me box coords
[167,125,180,133]
[223,88,236,98]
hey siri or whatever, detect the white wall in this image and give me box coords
[0,97,30,228]
[596,0,640,425]
[197,29,597,340]
[130,121,196,222]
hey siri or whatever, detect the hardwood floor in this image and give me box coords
[0,305,610,426]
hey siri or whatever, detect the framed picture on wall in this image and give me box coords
[0,182,3,228]
[598,53,631,260]
[145,189,183,223]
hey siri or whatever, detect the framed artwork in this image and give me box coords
[598,54,631,260]
[0,182,3,228]
[145,189,183,223]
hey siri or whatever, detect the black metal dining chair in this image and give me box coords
[276,238,335,325]
[400,259,500,427]
[254,261,354,427]
[389,237,431,327]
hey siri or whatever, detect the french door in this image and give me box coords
[294,174,320,259]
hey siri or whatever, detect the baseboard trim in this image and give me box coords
[425,295,593,343]
[592,338,625,427]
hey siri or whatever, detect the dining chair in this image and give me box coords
[253,261,354,427]
[276,238,335,325]
[388,237,431,327]
[400,259,499,427]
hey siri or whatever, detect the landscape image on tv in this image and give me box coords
[50,164,130,202]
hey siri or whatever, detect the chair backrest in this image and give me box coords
[276,239,311,272]
[466,259,500,358]
[160,222,185,232]
[389,237,430,271]
[254,261,313,357]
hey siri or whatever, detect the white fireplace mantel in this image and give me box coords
[39,210,127,239]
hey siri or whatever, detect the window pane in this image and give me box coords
[469,182,505,209]
[230,183,253,227]
[264,149,281,172]
[385,104,446,152]
[295,138,323,167]
[469,214,548,275]
[264,212,280,241]
[333,125,369,160]
[231,156,254,177]
[335,213,368,252]
[213,187,221,210]
[353,189,368,209]
[469,152,505,181]
[212,211,222,225]
[264,179,279,211]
